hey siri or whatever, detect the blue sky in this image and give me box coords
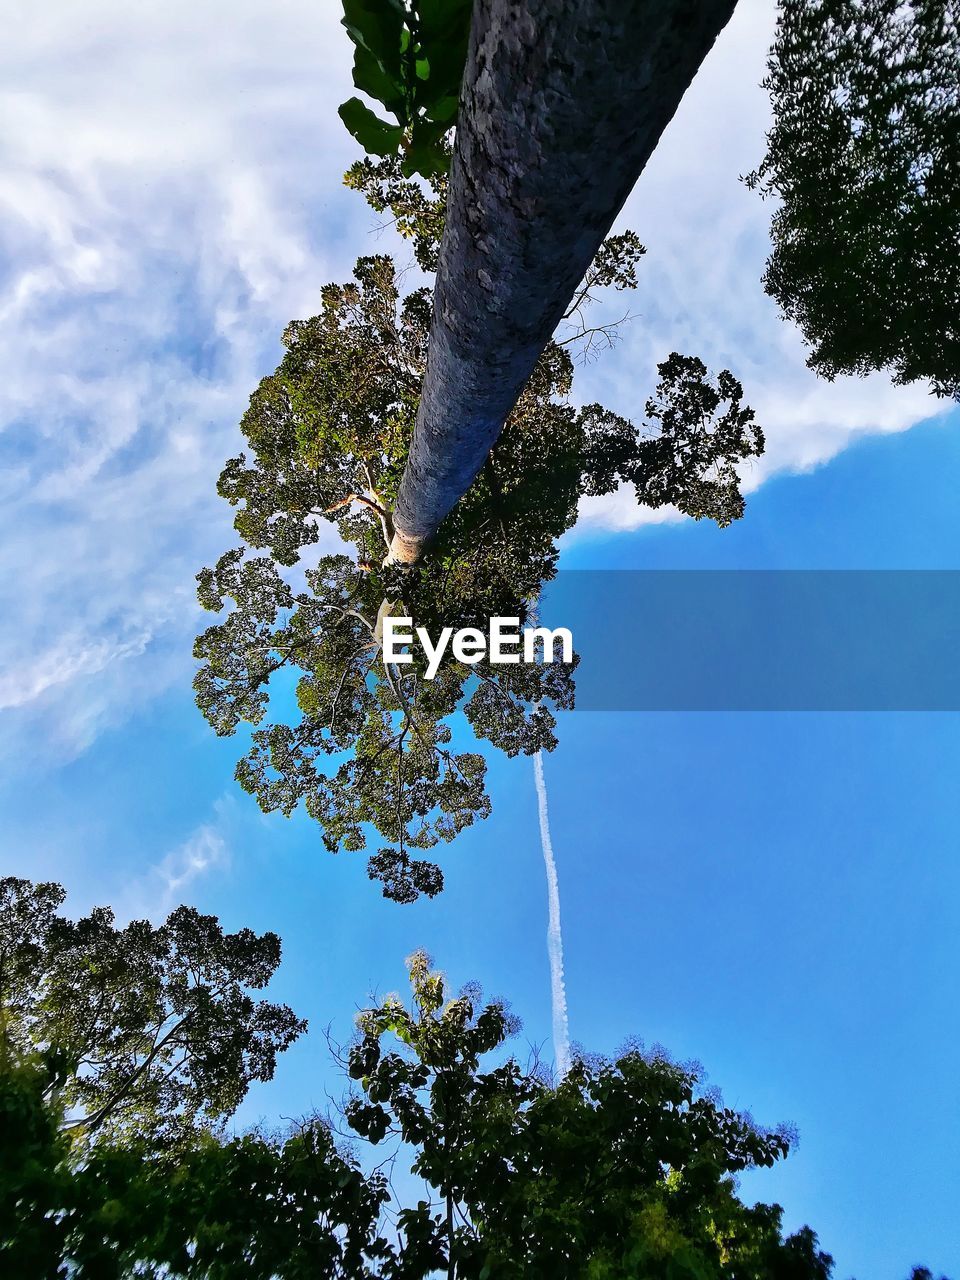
[1,1,958,1276]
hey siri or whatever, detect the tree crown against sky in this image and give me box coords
[195,0,960,902]
[3,900,868,1280]
[338,949,836,1279]
[746,0,959,400]
[194,157,763,903]
[0,876,305,1146]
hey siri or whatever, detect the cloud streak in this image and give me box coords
[116,795,237,923]
[533,749,571,1079]
[153,824,230,912]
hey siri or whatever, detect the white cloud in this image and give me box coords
[153,824,230,911]
[117,796,236,922]
[0,0,354,762]
[0,629,149,711]
[0,0,947,760]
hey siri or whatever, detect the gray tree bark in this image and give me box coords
[388,0,738,564]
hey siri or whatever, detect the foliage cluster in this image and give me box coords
[194,156,764,902]
[747,0,960,398]
[2,881,859,1280]
[339,0,472,176]
[0,876,304,1146]
[341,950,834,1279]
[1,1055,388,1280]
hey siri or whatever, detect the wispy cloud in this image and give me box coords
[153,824,230,912]
[118,796,236,922]
[0,630,150,711]
[0,0,353,763]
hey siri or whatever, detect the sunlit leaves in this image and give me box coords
[339,0,473,176]
[336,951,835,1279]
[344,155,448,271]
[1,926,868,1278]
[194,176,762,902]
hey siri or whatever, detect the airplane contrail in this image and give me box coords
[533,747,571,1079]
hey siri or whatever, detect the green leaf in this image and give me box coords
[414,0,472,95]
[352,44,407,122]
[424,93,459,125]
[342,0,406,83]
[339,97,405,158]
[401,116,452,178]
[415,0,472,46]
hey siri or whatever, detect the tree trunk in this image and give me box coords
[388,0,738,564]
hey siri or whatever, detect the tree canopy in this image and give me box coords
[747,0,959,398]
[0,876,305,1145]
[338,0,959,571]
[0,896,848,1280]
[1,1052,388,1280]
[341,949,835,1279]
[4,881,950,1276]
[194,162,763,901]
[282,0,960,902]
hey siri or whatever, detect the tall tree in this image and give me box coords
[195,173,763,900]
[385,0,740,562]
[341,0,958,563]
[0,877,305,1144]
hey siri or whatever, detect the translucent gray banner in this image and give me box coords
[541,571,960,710]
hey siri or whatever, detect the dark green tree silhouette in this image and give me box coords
[0,1051,69,1277]
[194,169,763,902]
[747,0,959,398]
[0,1052,388,1279]
[0,876,305,1145]
[3,899,948,1280]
